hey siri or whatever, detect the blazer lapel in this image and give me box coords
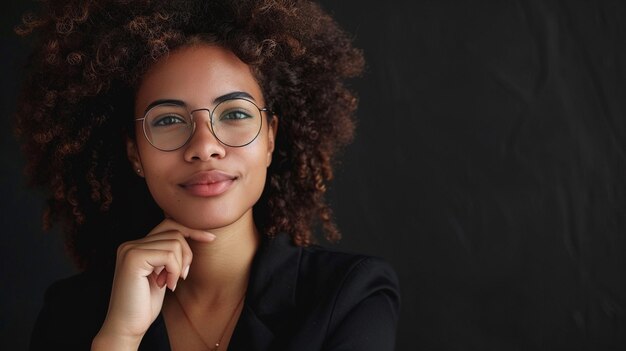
[227,303,274,350]
[230,233,301,350]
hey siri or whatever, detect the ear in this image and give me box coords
[266,115,278,167]
[126,136,144,177]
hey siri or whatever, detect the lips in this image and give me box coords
[179,170,237,197]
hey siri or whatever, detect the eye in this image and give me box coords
[220,110,253,121]
[152,114,188,127]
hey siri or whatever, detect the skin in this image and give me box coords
[92,44,278,351]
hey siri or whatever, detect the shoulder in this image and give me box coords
[262,239,401,349]
[298,244,400,299]
[251,233,400,303]
[29,269,112,350]
[296,245,401,321]
[40,268,112,315]
[43,268,110,299]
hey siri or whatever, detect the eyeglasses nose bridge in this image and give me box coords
[188,107,219,139]
[189,107,215,128]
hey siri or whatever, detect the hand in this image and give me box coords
[92,219,215,350]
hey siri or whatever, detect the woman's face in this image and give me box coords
[128,44,277,232]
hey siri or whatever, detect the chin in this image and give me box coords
[174,215,231,231]
[169,207,251,232]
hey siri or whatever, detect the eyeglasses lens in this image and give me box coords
[143,98,262,150]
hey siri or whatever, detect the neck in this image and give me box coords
[177,211,260,304]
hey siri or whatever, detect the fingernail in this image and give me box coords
[171,282,177,291]
[205,232,217,241]
[183,265,190,280]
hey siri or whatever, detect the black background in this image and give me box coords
[2,1,626,350]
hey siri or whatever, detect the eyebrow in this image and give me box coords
[143,91,256,114]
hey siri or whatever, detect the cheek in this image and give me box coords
[240,147,270,184]
[244,135,272,169]
[140,151,178,198]
[144,168,172,206]
[236,140,272,197]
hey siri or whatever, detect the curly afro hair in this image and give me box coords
[14,0,364,269]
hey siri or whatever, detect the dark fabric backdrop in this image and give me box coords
[2,1,626,350]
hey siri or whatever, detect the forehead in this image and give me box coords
[134,44,263,113]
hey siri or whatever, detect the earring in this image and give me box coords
[137,169,141,173]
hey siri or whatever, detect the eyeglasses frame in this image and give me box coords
[134,97,272,151]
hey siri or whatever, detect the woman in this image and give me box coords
[15,0,400,350]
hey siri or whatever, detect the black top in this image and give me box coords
[29,233,401,350]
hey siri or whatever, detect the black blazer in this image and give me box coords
[30,233,401,350]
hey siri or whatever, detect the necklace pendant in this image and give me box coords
[211,343,220,351]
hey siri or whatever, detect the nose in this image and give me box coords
[183,110,226,161]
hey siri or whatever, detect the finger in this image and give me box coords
[148,218,217,243]
[128,248,184,291]
[166,270,180,291]
[122,238,186,277]
[152,220,216,243]
[157,269,168,288]
[126,232,194,277]
[155,266,164,276]
[149,270,166,289]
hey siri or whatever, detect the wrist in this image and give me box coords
[92,328,143,351]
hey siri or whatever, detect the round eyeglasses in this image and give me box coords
[135,98,270,151]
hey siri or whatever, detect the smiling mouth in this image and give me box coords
[180,178,236,197]
[179,171,237,197]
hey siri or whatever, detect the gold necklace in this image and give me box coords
[172,292,246,351]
